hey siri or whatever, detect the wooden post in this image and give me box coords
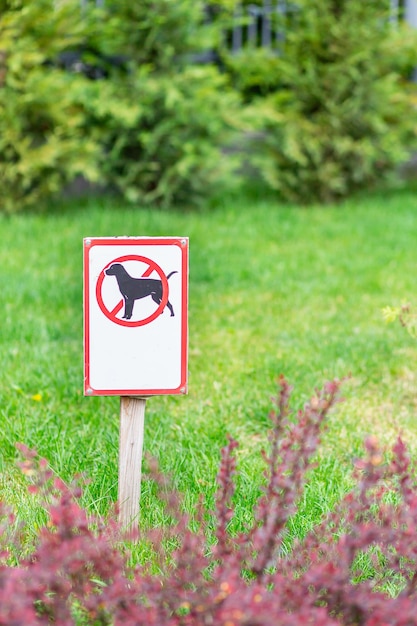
[118,396,146,529]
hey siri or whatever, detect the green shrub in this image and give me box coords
[91,0,211,71]
[0,0,99,214]
[0,0,243,212]
[84,65,242,207]
[84,0,243,207]
[227,0,417,204]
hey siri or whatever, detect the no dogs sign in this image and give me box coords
[83,237,188,396]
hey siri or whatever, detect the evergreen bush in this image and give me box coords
[0,0,99,214]
[0,0,242,213]
[85,0,243,207]
[88,65,241,207]
[3,377,417,624]
[226,0,417,203]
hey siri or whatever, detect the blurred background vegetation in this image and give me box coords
[1,0,417,213]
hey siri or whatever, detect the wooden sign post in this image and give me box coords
[83,237,188,529]
[118,397,146,528]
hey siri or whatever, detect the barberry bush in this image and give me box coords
[2,377,417,625]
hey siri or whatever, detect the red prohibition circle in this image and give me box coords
[96,255,169,327]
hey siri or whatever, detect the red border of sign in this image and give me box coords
[83,237,188,396]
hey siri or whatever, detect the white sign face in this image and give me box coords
[83,237,188,396]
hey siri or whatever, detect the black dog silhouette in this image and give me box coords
[105,263,177,319]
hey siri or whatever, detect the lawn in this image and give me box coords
[1,184,417,545]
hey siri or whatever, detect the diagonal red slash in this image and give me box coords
[110,300,124,316]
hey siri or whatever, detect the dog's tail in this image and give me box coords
[166,271,178,280]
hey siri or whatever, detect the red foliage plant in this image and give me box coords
[2,376,417,625]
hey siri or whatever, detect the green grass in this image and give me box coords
[1,184,417,544]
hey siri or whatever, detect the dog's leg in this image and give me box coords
[151,293,175,317]
[123,297,134,319]
[151,293,165,314]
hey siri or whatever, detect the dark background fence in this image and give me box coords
[77,0,417,54]
[229,1,409,53]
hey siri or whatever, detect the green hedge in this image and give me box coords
[1,0,417,212]
[83,0,242,207]
[0,0,242,213]
[226,0,417,203]
[0,0,99,214]
[90,66,241,206]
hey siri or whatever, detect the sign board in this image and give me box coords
[83,237,188,396]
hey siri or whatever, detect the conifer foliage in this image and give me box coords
[233,0,417,203]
